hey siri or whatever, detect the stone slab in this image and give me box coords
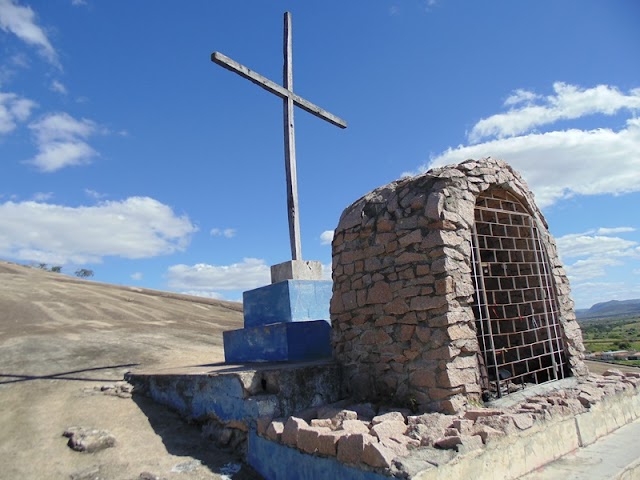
[519,418,640,480]
[126,360,342,425]
[243,280,332,328]
[223,320,332,363]
[271,260,324,283]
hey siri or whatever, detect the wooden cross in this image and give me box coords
[211,11,347,261]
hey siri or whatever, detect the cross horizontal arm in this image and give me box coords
[211,51,347,129]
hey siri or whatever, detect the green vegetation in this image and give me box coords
[580,314,640,355]
[33,263,63,273]
[74,269,94,278]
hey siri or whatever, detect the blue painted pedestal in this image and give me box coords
[223,280,333,363]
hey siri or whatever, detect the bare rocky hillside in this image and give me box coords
[0,261,259,480]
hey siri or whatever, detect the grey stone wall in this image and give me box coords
[330,157,587,414]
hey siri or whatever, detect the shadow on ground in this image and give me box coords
[0,363,139,385]
[131,392,262,479]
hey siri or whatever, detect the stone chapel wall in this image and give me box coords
[330,157,587,414]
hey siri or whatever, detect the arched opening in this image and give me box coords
[470,188,569,399]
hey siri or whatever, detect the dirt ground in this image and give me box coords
[0,261,261,480]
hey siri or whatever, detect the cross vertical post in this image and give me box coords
[211,11,347,265]
[282,12,302,261]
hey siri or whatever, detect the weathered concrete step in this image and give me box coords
[126,360,343,426]
[223,320,331,363]
[520,417,640,480]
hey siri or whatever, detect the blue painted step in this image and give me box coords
[223,320,332,363]
[243,280,332,328]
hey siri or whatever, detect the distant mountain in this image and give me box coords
[576,299,640,320]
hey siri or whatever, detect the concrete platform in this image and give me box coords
[126,360,343,427]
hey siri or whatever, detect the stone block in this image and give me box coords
[297,426,329,454]
[362,442,396,468]
[372,411,405,425]
[336,433,376,464]
[270,260,323,283]
[341,419,370,434]
[317,431,346,456]
[281,417,308,447]
[223,320,331,363]
[243,280,332,328]
[265,420,284,441]
[370,420,407,440]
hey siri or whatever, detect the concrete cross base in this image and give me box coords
[243,280,332,328]
[223,320,332,363]
[270,260,324,283]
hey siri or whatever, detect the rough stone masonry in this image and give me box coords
[330,157,588,414]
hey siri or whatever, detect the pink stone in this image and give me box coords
[310,418,333,429]
[463,409,503,421]
[266,420,285,442]
[370,420,407,440]
[511,413,534,430]
[435,435,462,450]
[383,297,409,315]
[472,425,505,444]
[451,419,474,435]
[317,431,347,456]
[372,411,405,425]
[366,282,393,304]
[341,419,370,434]
[337,433,376,465]
[281,417,308,447]
[381,437,409,457]
[256,416,272,436]
[362,442,396,468]
[458,434,484,453]
[409,369,437,388]
[390,434,420,449]
[297,426,330,454]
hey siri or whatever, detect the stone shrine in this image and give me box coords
[331,157,588,413]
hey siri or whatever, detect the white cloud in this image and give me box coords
[595,227,635,235]
[0,196,197,264]
[556,229,639,307]
[504,89,541,107]
[0,0,59,67]
[565,257,623,281]
[166,258,270,292]
[320,230,334,246]
[71,0,87,6]
[469,83,640,143]
[0,91,36,134]
[131,272,143,281]
[84,188,106,200]
[27,112,99,172]
[556,233,638,260]
[419,117,640,208]
[210,227,237,239]
[32,191,53,201]
[571,282,640,309]
[50,80,67,95]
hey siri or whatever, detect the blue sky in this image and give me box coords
[0,0,638,309]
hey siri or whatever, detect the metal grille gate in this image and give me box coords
[470,189,568,398]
